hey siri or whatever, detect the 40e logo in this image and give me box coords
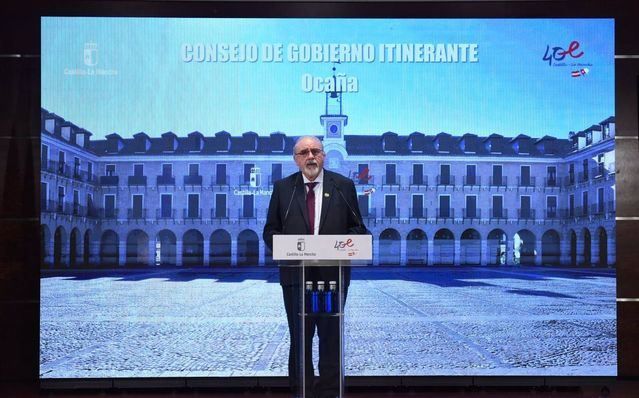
[542,40,584,66]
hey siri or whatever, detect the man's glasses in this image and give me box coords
[295,148,324,157]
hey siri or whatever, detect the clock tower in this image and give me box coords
[320,66,348,140]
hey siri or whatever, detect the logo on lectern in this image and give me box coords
[297,238,305,252]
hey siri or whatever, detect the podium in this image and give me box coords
[273,234,372,398]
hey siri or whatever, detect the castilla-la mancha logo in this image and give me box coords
[84,42,98,67]
[65,42,118,76]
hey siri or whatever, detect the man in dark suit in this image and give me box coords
[263,136,367,398]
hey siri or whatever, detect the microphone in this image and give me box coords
[282,172,300,231]
[331,177,365,232]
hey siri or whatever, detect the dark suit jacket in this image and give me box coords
[263,169,368,286]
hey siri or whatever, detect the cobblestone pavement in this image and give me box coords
[40,266,616,378]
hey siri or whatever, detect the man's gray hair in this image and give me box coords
[293,136,323,153]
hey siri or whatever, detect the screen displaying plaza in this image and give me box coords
[40,17,616,378]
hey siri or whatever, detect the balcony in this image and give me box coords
[489,176,507,187]
[565,175,575,187]
[578,171,589,184]
[544,177,559,188]
[127,208,147,220]
[54,161,73,178]
[157,175,176,186]
[102,208,119,219]
[544,209,559,220]
[381,207,400,219]
[436,208,454,219]
[184,174,203,186]
[267,175,284,187]
[361,208,377,220]
[183,208,202,220]
[128,175,147,187]
[41,159,56,174]
[211,208,230,219]
[71,203,85,217]
[409,174,428,186]
[238,175,253,186]
[517,176,536,187]
[517,208,536,220]
[156,208,176,220]
[86,206,100,218]
[99,175,119,186]
[76,170,97,183]
[462,208,481,219]
[239,208,257,219]
[42,199,56,213]
[382,175,401,186]
[212,174,230,186]
[575,206,588,219]
[409,207,427,220]
[489,208,508,220]
[562,208,575,219]
[436,175,455,186]
[463,175,481,186]
[590,203,605,217]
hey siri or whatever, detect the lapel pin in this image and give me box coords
[324,192,330,197]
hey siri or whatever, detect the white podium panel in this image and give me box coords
[273,234,372,262]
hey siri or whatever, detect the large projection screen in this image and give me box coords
[40,17,616,379]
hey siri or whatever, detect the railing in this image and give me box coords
[361,208,376,219]
[157,175,176,186]
[184,175,203,186]
[156,208,176,220]
[590,203,606,216]
[544,177,559,188]
[127,208,147,220]
[268,175,282,186]
[409,175,428,186]
[607,200,616,214]
[128,175,147,186]
[42,199,56,213]
[381,207,400,218]
[212,174,230,186]
[382,175,401,186]
[436,175,455,186]
[544,209,559,219]
[489,176,507,186]
[86,206,100,218]
[409,207,427,219]
[56,161,72,178]
[211,208,230,219]
[517,176,536,187]
[40,159,57,173]
[436,208,454,219]
[565,175,575,187]
[489,208,508,219]
[239,208,258,219]
[561,208,575,219]
[463,175,481,186]
[102,208,119,219]
[183,208,202,219]
[463,208,481,219]
[575,206,588,218]
[578,171,589,183]
[517,208,536,220]
[99,175,119,186]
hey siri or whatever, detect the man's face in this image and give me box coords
[294,137,325,181]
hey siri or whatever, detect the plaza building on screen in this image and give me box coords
[40,98,615,268]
